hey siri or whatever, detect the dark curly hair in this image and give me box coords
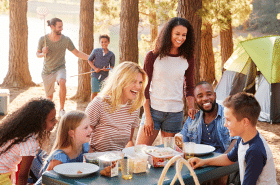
[0,97,55,155]
[154,17,195,60]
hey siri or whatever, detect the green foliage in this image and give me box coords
[0,0,9,12]
[199,0,253,33]
[94,0,121,33]
[138,0,177,59]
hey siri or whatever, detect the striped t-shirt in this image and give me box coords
[85,96,139,152]
[0,134,39,173]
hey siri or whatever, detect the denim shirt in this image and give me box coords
[181,103,236,152]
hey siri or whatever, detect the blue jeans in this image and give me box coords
[140,107,183,133]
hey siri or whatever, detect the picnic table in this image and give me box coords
[42,152,239,185]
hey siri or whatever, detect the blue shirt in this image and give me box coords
[88,48,115,81]
[201,119,224,153]
[227,132,277,185]
[181,103,235,153]
[35,143,90,185]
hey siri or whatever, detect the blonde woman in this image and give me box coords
[85,61,147,152]
[35,110,92,185]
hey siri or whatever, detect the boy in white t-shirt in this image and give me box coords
[188,92,277,185]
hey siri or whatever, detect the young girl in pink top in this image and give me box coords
[0,98,57,185]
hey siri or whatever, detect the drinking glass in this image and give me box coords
[183,142,196,160]
[163,137,175,150]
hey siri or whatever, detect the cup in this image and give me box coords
[120,158,134,180]
[183,142,195,160]
[163,137,175,150]
[134,144,147,154]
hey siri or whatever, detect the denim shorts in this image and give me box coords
[91,76,102,93]
[140,107,183,133]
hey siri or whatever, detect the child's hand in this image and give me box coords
[102,66,110,72]
[188,157,204,169]
[95,68,101,73]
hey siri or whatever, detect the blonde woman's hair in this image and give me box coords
[48,110,87,157]
[99,61,147,113]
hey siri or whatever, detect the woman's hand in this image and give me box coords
[188,108,198,120]
[125,140,134,148]
[143,116,154,137]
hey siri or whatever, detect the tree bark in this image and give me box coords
[149,0,157,49]
[119,0,139,63]
[220,9,233,72]
[72,0,94,101]
[200,22,215,83]
[177,0,202,84]
[2,0,35,87]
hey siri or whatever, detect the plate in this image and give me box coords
[53,162,99,177]
[122,146,155,157]
[194,144,215,156]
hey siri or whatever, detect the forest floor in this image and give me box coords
[0,84,279,184]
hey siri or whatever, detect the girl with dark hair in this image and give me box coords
[136,17,196,146]
[0,98,57,185]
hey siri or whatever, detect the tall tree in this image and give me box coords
[119,0,139,63]
[72,0,94,101]
[199,0,253,79]
[200,22,215,83]
[177,0,202,84]
[139,0,177,54]
[2,0,35,87]
[220,1,233,71]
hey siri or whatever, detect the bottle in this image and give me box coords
[120,156,134,180]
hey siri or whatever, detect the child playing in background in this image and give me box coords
[86,61,147,152]
[0,98,57,185]
[35,110,92,185]
[88,34,115,100]
[188,92,277,185]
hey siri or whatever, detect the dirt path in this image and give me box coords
[0,84,279,183]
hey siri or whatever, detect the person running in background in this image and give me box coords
[188,92,277,185]
[136,17,196,146]
[36,17,89,117]
[35,110,92,185]
[88,34,115,100]
[85,61,147,152]
[0,98,57,185]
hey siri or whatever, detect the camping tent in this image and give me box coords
[215,36,280,123]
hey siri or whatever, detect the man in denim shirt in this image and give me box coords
[181,81,237,153]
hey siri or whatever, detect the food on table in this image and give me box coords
[145,147,183,167]
[98,153,122,177]
[175,133,183,150]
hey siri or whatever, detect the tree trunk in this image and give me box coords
[2,0,35,87]
[200,22,215,83]
[149,0,157,49]
[72,0,94,101]
[220,10,233,72]
[119,0,139,63]
[177,0,202,84]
